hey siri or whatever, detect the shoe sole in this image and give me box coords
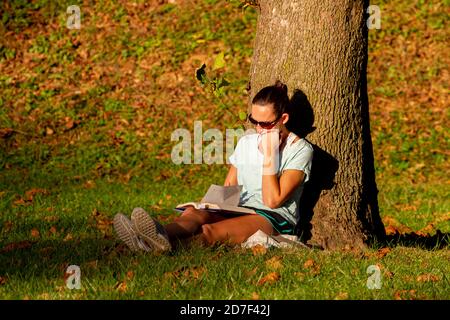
[131,208,171,252]
[113,213,141,252]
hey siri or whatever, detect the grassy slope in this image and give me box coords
[0,0,448,299]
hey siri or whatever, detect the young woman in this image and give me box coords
[113,81,313,252]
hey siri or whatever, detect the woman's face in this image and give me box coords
[250,104,288,134]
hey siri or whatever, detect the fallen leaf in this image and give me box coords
[0,276,7,285]
[126,271,135,281]
[13,198,28,206]
[138,291,145,297]
[375,247,391,258]
[385,225,399,235]
[303,259,315,269]
[265,256,283,270]
[384,270,395,279]
[46,127,54,135]
[31,228,40,238]
[49,226,57,235]
[334,292,349,300]
[245,267,258,277]
[257,272,280,286]
[251,292,260,300]
[44,215,58,222]
[83,180,96,189]
[65,117,75,130]
[394,289,417,300]
[0,128,14,138]
[251,245,267,256]
[416,273,440,282]
[63,233,73,242]
[25,188,48,199]
[114,281,127,293]
[1,240,33,253]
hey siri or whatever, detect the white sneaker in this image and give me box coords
[113,213,151,252]
[131,207,172,252]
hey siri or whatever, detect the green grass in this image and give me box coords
[0,0,449,299]
[0,163,448,299]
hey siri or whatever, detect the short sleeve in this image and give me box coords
[228,136,242,166]
[283,143,313,183]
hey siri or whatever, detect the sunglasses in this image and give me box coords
[247,114,281,129]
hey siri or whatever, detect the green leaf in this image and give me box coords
[238,111,247,121]
[212,52,225,70]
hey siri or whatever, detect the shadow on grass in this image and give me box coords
[384,230,450,250]
[0,236,133,278]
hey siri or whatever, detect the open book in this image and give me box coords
[174,184,256,215]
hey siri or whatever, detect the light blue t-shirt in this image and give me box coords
[229,132,313,226]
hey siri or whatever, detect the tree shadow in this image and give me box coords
[384,231,449,250]
[286,89,339,244]
[287,89,449,250]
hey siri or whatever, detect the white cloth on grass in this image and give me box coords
[241,230,309,249]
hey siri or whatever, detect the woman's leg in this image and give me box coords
[164,206,228,241]
[200,214,273,245]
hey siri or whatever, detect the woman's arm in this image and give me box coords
[262,170,305,209]
[260,130,305,209]
[224,165,238,186]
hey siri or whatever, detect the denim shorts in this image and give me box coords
[241,206,295,235]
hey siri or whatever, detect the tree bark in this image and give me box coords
[248,0,386,250]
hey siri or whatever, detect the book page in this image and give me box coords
[200,184,242,206]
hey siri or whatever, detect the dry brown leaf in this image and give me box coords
[84,180,96,189]
[63,233,73,242]
[49,226,58,235]
[31,228,40,238]
[394,289,417,300]
[251,292,260,300]
[257,272,280,286]
[385,225,399,235]
[190,267,206,280]
[1,240,33,253]
[245,267,258,277]
[416,273,440,282]
[251,245,267,256]
[375,247,391,258]
[46,127,54,135]
[0,128,14,139]
[13,198,28,206]
[65,117,75,130]
[303,259,315,269]
[384,270,395,279]
[114,281,127,293]
[334,292,349,300]
[126,271,135,281]
[138,291,145,297]
[25,188,48,199]
[265,256,283,270]
[0,276,7,285]
[44,215,58,222]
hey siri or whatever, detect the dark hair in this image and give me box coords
[251,80,289,118]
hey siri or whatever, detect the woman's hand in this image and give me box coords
[258,129,281,175]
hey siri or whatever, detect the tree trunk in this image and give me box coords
[248,0,386,250]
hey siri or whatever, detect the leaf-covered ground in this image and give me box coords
[0,0,448,299]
